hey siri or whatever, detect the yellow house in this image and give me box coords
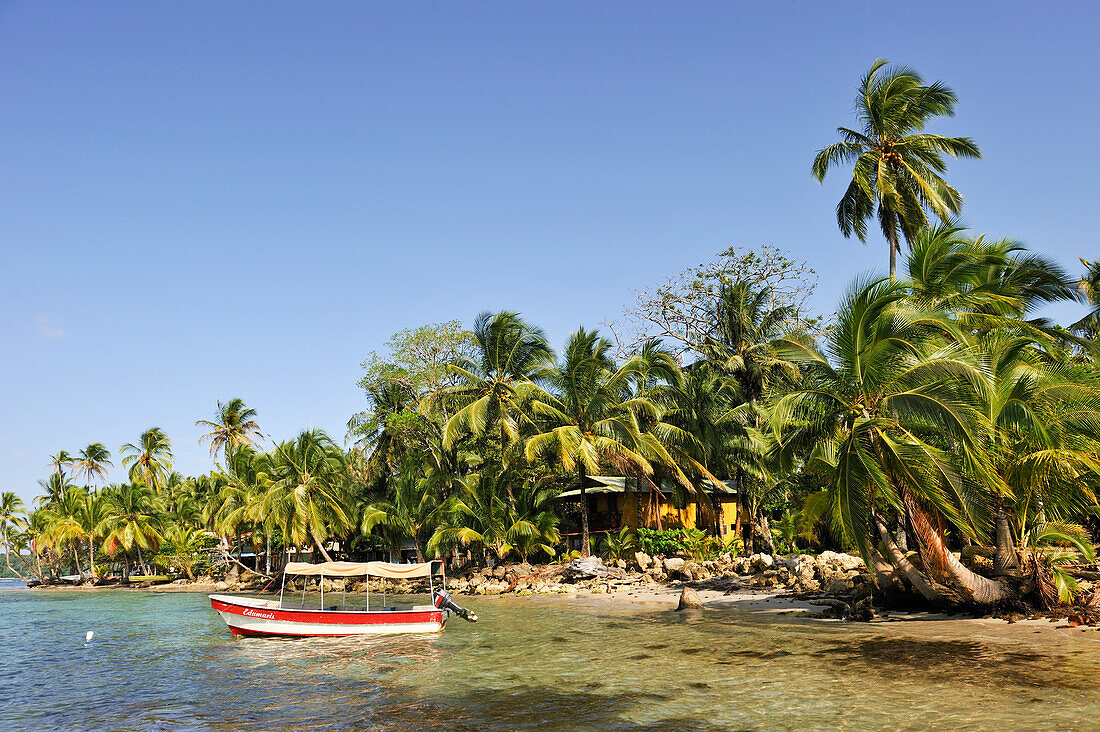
[556,476,741,547]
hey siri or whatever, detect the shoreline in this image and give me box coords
[21,574,1100,645]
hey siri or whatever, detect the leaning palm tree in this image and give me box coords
[812,59,981,278]
[525,328,661,556]
[74,443,113,490]
[774,276,1006,604]
[260,430,355,563]
[0,492,28,579]
[196,398,264,464]
[121,428,174,494]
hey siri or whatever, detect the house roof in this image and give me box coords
[555,475,738,499]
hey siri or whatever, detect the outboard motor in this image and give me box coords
[433,589,478,622]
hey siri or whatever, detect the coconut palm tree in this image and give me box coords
[428,469,559,563]
[699,282,801,550]
[1072,258,1100,339]
[774,276,1006,604]
[121,428,174,494]
[812,59,981,278]
[443,311,554,456]
[99,483,165,579]
[73,443,113,489]
[260,430,355,563]
[360,469,443,562]
[80,490,112,579]
[196,398,264,463]
[45,451,74,480]
[0,492,27,579]
[525,328,658,556]
[39,488,91,576]
[975,334,1100,573]
[35,473,72,508]
[905,223,1075,332]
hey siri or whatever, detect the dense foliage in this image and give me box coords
[5,60,1099,610]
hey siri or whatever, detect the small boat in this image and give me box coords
[210,560,477,638]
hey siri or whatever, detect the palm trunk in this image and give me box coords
[885,210,899,280]
[904,491,1012,605]
[737,469,753,555]
[993,499,1021,575]
[88,538,96,579]
[265,533,271,575]
[755,512,775,555]
[5,545,27,582]
[310,527,334,562]
[894,514,908,552]
[867,547,902,591]
[578,464,591,557]
[873,512,941,601]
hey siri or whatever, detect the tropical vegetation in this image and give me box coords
[5,60,1099,613]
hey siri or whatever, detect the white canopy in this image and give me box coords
[283,561,438,578]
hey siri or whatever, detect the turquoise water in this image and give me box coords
[3,587,1100,731]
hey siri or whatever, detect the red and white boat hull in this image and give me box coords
[209,594,446,637]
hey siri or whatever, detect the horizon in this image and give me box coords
[3,1,1098,503]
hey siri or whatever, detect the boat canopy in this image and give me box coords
[282,561,439,578]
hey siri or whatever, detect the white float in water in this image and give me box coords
[85,631,94,643]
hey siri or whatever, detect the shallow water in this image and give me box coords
[2,588,1099,731]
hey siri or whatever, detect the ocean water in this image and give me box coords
[2,586,1100,731]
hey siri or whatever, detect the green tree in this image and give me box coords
[443,311,554,456]
[196,398,264,463]
[525,328,659,556]
[121,428,174,494]
[99,483,165,579]
[74,443,113,490]
[261,430,354,563]
[774,276,1003,603]
[812,59,981,278]
[0,492,28,579]
[1072,258,1100,339]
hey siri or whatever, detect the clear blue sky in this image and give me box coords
[2,2,1097,503]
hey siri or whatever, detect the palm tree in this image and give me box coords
[0,492,27,579]
[260,430,354,563]
[361,469,443,562]
[774,276,1006,604]
[35,473,72,508]
[525,328,658,556]
[80,490,112,579]
[443,311,554,458]
[121,428,174,493]
[196,398,264,463]
[700,282,800,552]
[99,483,165,579]
[74,443,113,489]
[428,469,559,563]
[39,488,90,576]
[46,450,74,479]
[812,59,981,278]
[905,223,1075,332]
[44,451,74,500]
[1072,258,1100,339]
